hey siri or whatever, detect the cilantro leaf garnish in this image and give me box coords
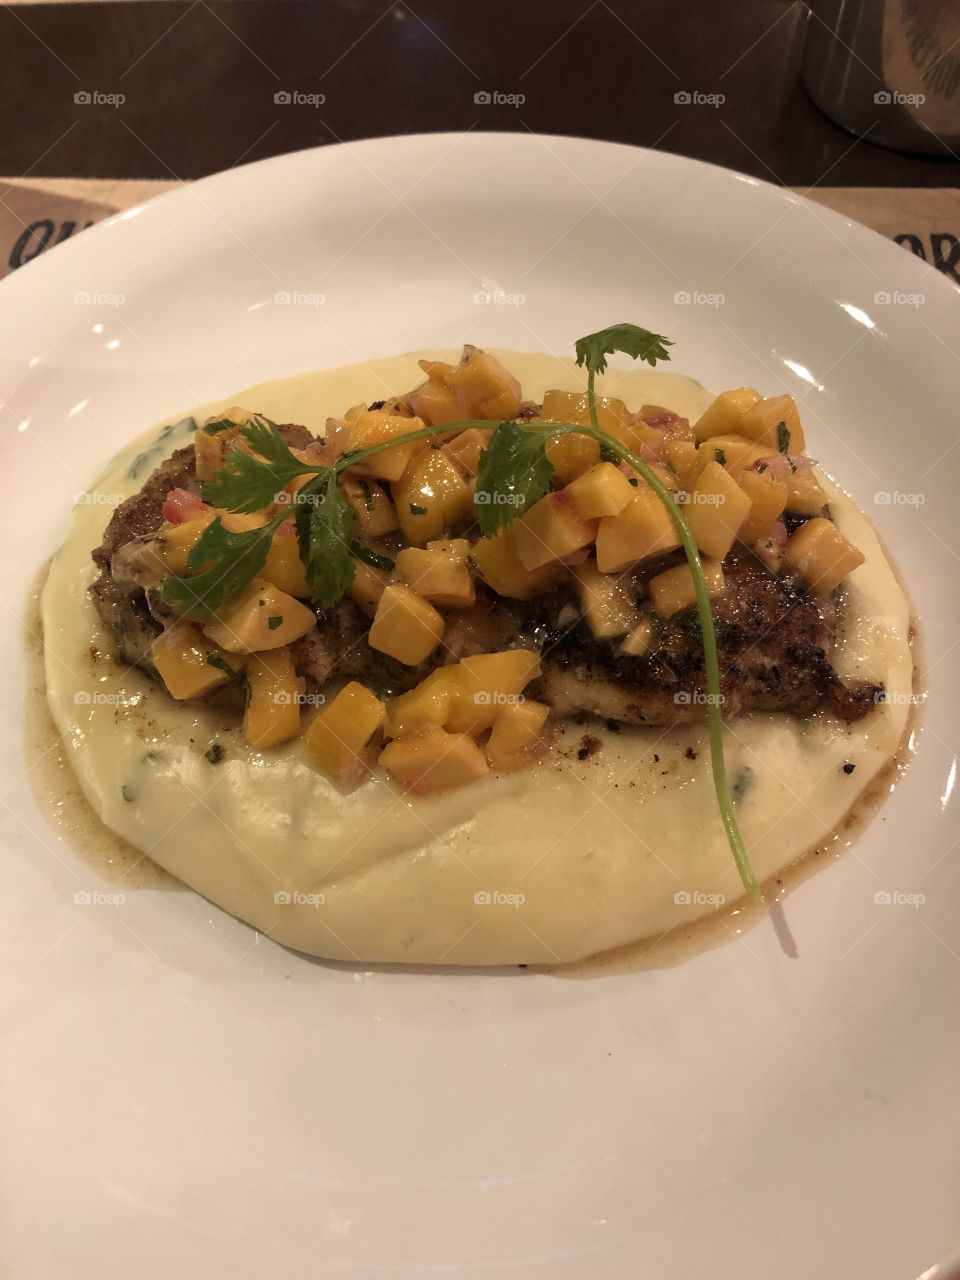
[161,515,284,618]
[474,420,554,536]
[295,469,355,608]
[574,323,673,378]
[204,419,316,513]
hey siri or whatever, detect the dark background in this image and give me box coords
[0,0,956,186]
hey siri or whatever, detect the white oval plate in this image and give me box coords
[1,135,957,1280]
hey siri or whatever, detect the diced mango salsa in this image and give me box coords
[261,528,310,597]
[392,448,473,544]
[513,493,598,570]
[368,584,444,666]
[573,559,639,640]
[784,517,864,594]
[785,467,826,516]
[739,394,806,453]
[649,560,726,618]
[684,461,752,561]
[395,545,475,608]
[243,648,301,748]
[345,410,425,481]
[470,525,564,600]
[384,667,458,739]
[693,388,762,442]
[442,428,492,475]
[151,624,239,700]
[379,729,489,793]
[487,700,550,772]
[737,470,788,545]
[566,462,636,519]
[595,488,679,572]
[306,681,386,779]
[202,579,316,653]
[340,475,399,538]
[447,649,542,735]
[620,617,655,656]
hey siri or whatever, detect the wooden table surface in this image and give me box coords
[0,0,957,187]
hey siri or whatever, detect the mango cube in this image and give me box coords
[385,667,458,739]
[785,467,826,516]
[470,526,563,600]
[396,546,475,608]
[341,475,399,538]
[665,440,699,490]
[487,700,550,772]
[737,470,788,545]
[620,617,655,656]
[566,462,636,519]
[544,431,601,484]
[513,493,598,570]
[784,517,864,594]
[649,560,726,618]
[443,428,491,475]
[379,729,489,793]
[573,559,640,640]
[306,681,386,779]
[739,394,806,453]
[595,489,680,572]
[447,649,542,735]
[693,388,762,442]
[392,448,474,545]
[368,585,444,666]
[243,648,301,748]
[202,579,315,654]
[151,624,239,700]
[261,529,310,597]
[346,559,387,618]
[540,389,629,435]
[685,461,752,561]
[345,410,425,481]
[154,515,214,575]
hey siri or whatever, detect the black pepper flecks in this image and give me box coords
[577,733,601,761]
[206,743,225,764]
[684,746,698,761]
[605,719,621,733]
[842,761,855,775]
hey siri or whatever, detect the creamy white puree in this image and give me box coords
[41,353,913,965]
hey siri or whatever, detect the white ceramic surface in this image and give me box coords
[1,134,957,1279]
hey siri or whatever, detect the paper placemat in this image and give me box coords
[1,176,958,285]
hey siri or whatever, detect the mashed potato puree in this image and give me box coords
[42,353,913,965]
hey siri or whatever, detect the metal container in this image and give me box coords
[802,0,960,156]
